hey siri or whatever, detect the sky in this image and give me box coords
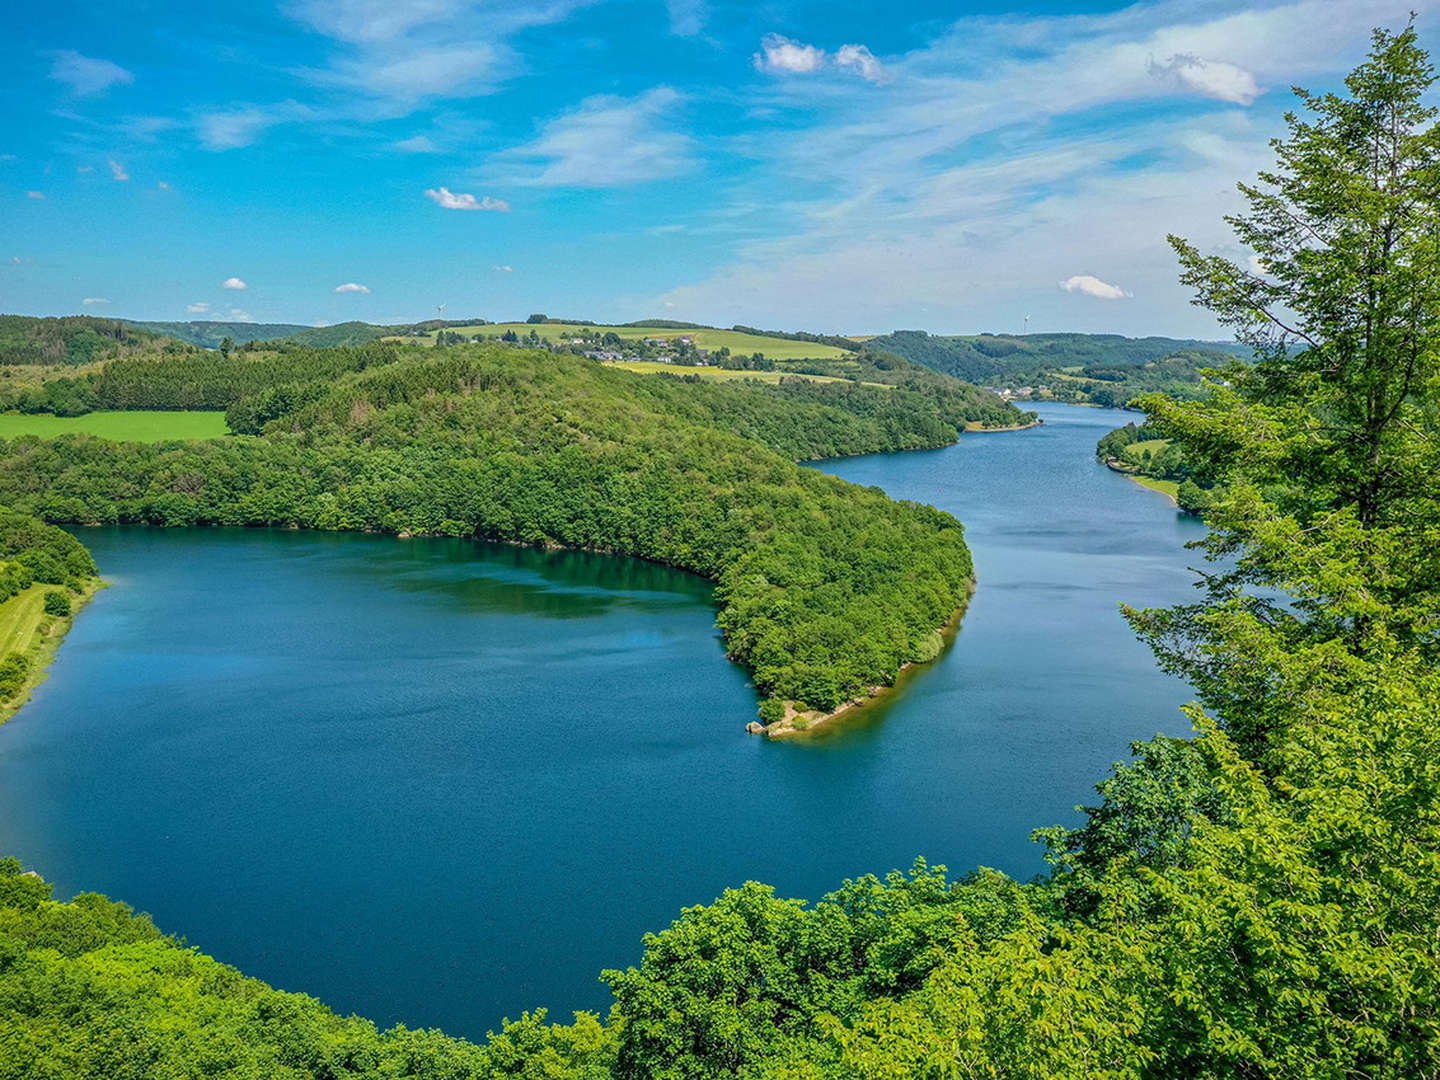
[0,0,1432,336]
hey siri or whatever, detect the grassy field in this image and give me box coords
[0,410,228,441]
[392,323,852,361]
[0,580,99,724]
[1131,475,1181,501]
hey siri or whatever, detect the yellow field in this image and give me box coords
[392,322,851,362]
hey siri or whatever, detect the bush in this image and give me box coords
[0,652,28,701]
[43,590,70,617]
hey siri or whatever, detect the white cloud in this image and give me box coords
[82,297,111,305]
[1060,274,1132,300]
[1149,53,1260,105]
[334,282,371,293]
[492,264,513,272]
[77,165,95,174]
[108,159,129,181]
[495,87,693,187]
[186,302,210,313]
[835,44,887,84]
[754,34,825,75]
[49,51,133,96]
[25,191,44,200]
[222,277,248,290]
[229,308,255,322]
[424,186,510,211]
[393,134,439,153]
[157,181,171,191]
[666,0,704,36]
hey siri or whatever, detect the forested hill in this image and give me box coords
[0,342,1001,715]
[868,331,1250,381]
[0,314,166,366]
[867,330,1251,406]
[120,319,318,348]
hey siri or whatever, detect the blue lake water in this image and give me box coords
[0,402,1204,1039]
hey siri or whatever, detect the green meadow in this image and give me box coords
[0,410,228,442]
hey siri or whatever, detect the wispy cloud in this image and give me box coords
[492,264,513,272]
[25,191,44,200]
[222,277,248,290]
[285,0,595,106]
[49,51,133,96]
[196,103,311,150]
[334,281,371,293]
[82,296,111,305]
[666,0,704,36]
[187,301,210,313]
[108,159,129,181]
[228,308,255,322]
[1060,274,1132,300]
[835,45,887,85]
[424,186,509,211]
[393,134,439,153]
[495,87,693,187]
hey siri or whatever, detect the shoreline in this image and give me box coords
[0,577,104,727]
[761,580,975,739]
[1103,458,1180,507]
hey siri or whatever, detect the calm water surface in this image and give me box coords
[0,403,1203,1038]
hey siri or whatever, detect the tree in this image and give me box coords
[1134,23,1440,755]
[220,335,234,358]
[526,313,548,324]
[43,590,70,617]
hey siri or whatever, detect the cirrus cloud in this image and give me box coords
[49,51,133,96]
[1060,274,1133,300]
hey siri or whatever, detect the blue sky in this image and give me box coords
[0,0,1428,335]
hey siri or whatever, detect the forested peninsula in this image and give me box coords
[0,342,1025,720]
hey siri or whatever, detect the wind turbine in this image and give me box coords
[1023,314,1030,336]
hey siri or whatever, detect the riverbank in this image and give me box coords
[0,577,103,725]
[1103,458,1180,506]
[760,582,974,739]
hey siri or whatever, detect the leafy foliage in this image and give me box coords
[0,315,164,367]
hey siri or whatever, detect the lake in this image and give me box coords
[0,402,1205,1040]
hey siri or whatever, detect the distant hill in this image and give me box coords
[122,320,315,348]
[0,315,167,366]
[866,331,1253,406]
[274,322,391,347]
[867,331,1251,383]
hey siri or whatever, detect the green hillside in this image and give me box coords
[0,315,165,366]
[406,322,852,361]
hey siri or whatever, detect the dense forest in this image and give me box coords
[0,344,1001,714]
[3,26,1439,1080]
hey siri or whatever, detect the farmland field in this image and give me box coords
[0,410,228,442]
[391,322,852,361]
